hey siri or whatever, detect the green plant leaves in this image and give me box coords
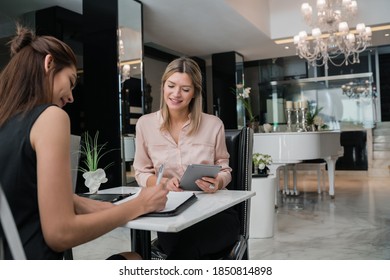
[78,131,115,173]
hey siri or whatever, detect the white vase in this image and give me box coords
[236,98,246,129]
[83,168,108,194]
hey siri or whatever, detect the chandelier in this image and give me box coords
[294,0,372,69]
[341,79,371,98]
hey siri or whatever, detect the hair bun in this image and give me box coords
[9,25,35,56]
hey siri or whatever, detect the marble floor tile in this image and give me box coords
[73,173,390,260]
[249,173,390,260]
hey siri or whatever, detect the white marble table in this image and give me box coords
[98,186,255,259]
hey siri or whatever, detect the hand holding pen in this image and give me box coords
[156,164,182,191]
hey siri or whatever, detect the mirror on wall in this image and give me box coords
[117,0,143,185]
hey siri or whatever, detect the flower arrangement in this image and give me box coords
[78,131,114,193]
[306,103,327,130]
[233,84,255,123]
[252,153,273,170]
[306,105,322,126]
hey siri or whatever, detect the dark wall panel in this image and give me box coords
[83,0,122,189]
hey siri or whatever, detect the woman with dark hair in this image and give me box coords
[133,57,240,259]
[0,25,168,260]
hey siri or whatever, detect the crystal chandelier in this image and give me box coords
[341,79,371,98]
[294,0,372,69]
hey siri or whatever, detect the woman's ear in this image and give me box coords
[44,54,54,72]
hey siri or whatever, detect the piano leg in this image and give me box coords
[324,156,338,198]
[281,164,301,196]
[292,164,299,196]
[283,165,289,195]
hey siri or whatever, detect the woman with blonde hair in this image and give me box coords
[133,57,239,259]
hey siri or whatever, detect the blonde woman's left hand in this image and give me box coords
[196,177,221,193]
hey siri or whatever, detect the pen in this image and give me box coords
[156,164,165,185]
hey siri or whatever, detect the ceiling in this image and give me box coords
[0,0,389,62]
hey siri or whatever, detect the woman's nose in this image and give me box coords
[67,94,74,104]
[172,87,181,96]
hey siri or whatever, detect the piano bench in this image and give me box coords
[281,162,327,194]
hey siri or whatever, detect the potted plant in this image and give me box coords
[306,103,328,131]
[78,131,114,193]
[252,153,272,176]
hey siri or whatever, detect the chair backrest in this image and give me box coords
[0,183,26,260]
[70,135,81,193]
[224,127,253,239]
[123,135,136,162]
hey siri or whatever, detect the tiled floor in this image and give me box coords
[249,172,390,259]
[72,172,390,260]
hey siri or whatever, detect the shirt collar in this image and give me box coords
[157,110,192,127]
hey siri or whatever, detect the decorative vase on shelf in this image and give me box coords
[257,166,269,177]
[236,98,246,129]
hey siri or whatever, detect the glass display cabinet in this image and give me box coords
[259,72,376,131]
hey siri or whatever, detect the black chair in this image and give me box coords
[151,127,254,260]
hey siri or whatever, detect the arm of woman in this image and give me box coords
[31,107,168,252]
[133,119,156,187]
[194,123,232,192]
[73,194,113,214]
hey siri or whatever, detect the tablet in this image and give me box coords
[78,193,134,203]
[180,164,221,191]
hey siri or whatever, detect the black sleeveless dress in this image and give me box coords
[0,104,63,259]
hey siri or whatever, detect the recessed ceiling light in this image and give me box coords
[385,33,390,37]
[284,46,290,49]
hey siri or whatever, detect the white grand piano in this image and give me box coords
[253,130,344,198]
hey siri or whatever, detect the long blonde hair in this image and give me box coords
[160,57,203,135]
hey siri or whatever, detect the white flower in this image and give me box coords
[263,123,272,133]
[242,87,251,98]
[83,168,108,194]
[252,153,272,168]
[236,87,251,99]
[313,115,324,126]
[234,84,255,122]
